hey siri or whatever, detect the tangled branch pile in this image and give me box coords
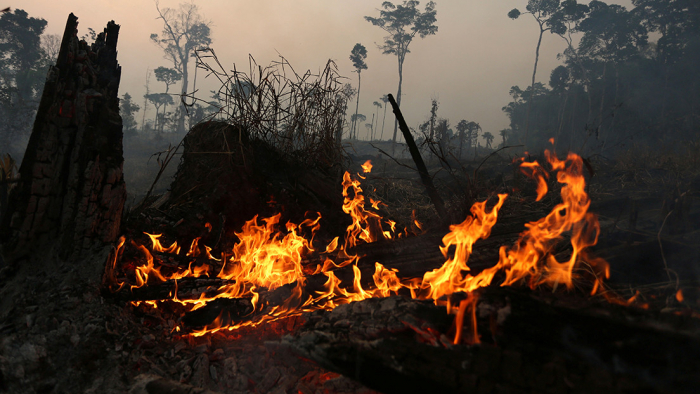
[189,49,349,169]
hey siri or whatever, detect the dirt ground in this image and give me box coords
[2,139,699,393]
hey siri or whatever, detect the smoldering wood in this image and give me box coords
[279,287,700,394]
[0,14,126,264]
[105,277,237,303]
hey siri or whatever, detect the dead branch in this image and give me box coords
[387,94,447,221]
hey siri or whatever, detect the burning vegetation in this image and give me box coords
[106,143,611,342]
[2,4,700,394]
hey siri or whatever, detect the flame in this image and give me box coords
[341,168,395,249]
[112,147,612,340]
[361,160,373,173]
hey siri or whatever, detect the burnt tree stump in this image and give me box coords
[155,121,345,242]
[0,14,126,264]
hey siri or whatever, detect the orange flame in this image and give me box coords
[361,160,373,173]
[341,169,394,249]
[114,147,611,339]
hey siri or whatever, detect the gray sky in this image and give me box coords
[20,0,632,141]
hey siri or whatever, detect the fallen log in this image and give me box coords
[280,287,700,394]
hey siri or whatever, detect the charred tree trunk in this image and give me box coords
[0,14,126,265]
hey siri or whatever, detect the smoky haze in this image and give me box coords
[15,0,633,143]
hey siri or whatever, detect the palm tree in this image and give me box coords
[380,95,389,140]
[365,1,438,154]
[351,113,366,140]
[372,101,382,140]
[482,131,494,149]
[455,119,469,160]
[499,129,509,148]
[467,121,482,159]
[349,44,368,140]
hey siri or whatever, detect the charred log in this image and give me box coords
[280,288,700,394]
[0,14,126,265]
[105,277,237,303]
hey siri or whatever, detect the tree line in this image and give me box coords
[3,1,697,161]
[503,0,700,154]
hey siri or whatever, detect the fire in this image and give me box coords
[110,151,611,340]
[341,161,395,249]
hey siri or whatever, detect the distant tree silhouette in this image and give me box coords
[508,0,562,147]
[466,121,482,158]
[379,94,389,140]
[151,2,211,134]
[153,66,182,129]
[456,120,469,159]
[0,9,47,154]
[577,1,646,147]
[372,100,382,140]
[366,0,438,153]
[350,113,366,140]
[120,93,141,137]
[144,93,174,136]
[349,43,368,140]
[482,131,495,149]
[499,129,509,148]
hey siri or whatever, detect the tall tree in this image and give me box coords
[145,93,174,137]
[578,1,647,147]
[455,120,468,159]
[372,100,382,140]
[380,94,389,140]
[365,0,438,153]
[153,66,182,94]
[340,83,357,141]
[351,113,366,140]
[482,131,495,149]
[0,9,47,154]
[151,2,211,134]
[499,129,509,148]
[349,43,368,140]
[141,68,151,133]
[508,0,562,147]
[467,121,482,159]
[153,66,182,130]
[40,33,61,66]
[550,0,593,126]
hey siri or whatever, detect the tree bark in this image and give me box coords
[0,14,126,264]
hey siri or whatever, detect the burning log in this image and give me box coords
[280,288,700,394]
[0,14,126,265]
[106,277,237,303]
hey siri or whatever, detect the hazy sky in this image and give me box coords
[20,0,632,141]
